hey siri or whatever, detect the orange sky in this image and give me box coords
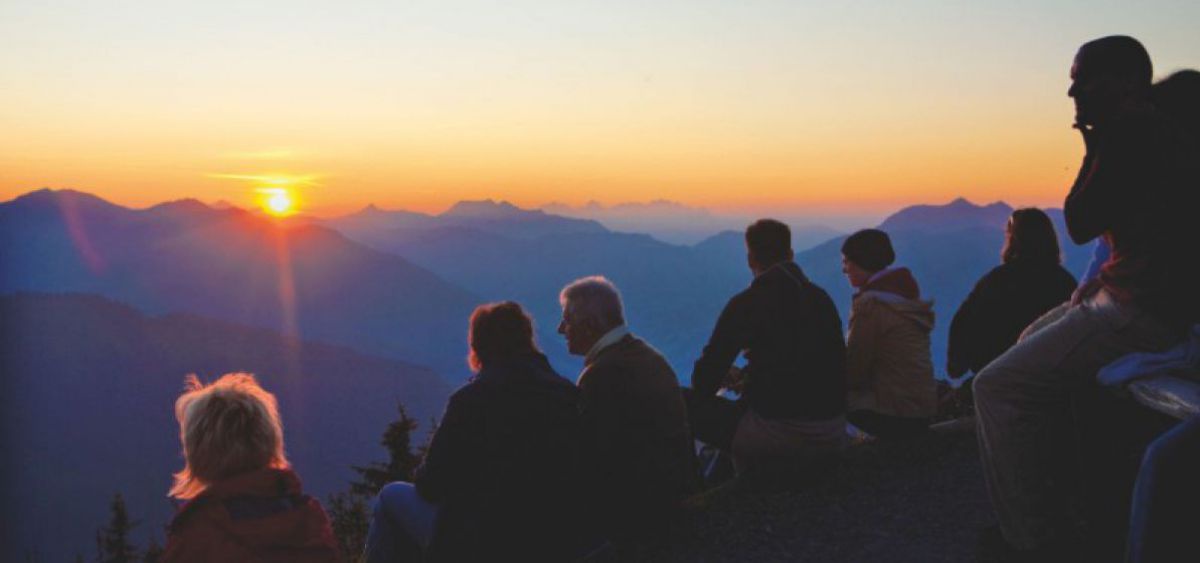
[1,1,1196,217]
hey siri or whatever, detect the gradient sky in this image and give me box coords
[1,1,1197,217]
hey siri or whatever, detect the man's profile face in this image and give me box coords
[1067,48,1123,128]
[842,255,872,289]
[557,302,592,356]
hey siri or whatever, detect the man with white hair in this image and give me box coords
[558,276,697,541]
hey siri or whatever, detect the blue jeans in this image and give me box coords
[1127,416,1200,563]
[363,482,438,563]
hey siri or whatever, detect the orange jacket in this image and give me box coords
[162,468,340,563]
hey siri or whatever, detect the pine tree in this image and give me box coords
[349,402,423,496]
[326,490,372,560]
[95,493,139,563]
[328,401,430,561]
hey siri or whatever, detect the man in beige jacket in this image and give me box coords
[558,276,697,542]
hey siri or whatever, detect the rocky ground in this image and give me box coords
[595,419,996,562]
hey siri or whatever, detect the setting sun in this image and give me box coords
[260,188,295,216]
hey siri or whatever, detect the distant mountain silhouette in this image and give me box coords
[878,197,1012,233]
[0,292,452,563]
[0,189,479,378]
[543,200,842,247]
[327,198,606,244]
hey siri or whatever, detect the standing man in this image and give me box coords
[973,35,1197,558]
[687,219,847,474]
[558,276,697,542]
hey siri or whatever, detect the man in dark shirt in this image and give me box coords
[687,219,847,474]
[973,35,1196,558]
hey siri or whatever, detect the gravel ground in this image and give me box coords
[595,419,995,562]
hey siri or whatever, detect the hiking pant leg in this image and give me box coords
[973,290,1179,550]
[847,410,929,439]
[363,481,438,562]
[1126,415,1200,563]
[1018,301,1072,342]
[682,387,746,452]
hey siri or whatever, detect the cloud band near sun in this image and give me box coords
[207,173,322,187]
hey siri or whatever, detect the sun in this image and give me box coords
[259,188,296,217]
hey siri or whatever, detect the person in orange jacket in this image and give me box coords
[162,373,339,563]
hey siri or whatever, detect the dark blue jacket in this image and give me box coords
[692,261,847,421]
[414,352,592,562]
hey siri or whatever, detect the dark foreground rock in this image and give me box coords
[595,420,992,562]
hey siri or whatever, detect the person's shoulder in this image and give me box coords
[627,336,676,372]
[447,378,492,407]
[591,336,648,370]
[981,263,1012,280]
[850,292,883,315]
[803,279,838,307]
[590,337,676,381]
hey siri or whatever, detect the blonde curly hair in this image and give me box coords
[169,373,289,499]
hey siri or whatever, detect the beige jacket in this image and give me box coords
[845,290,938,418]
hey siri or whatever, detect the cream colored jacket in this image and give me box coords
[846,290,938,418]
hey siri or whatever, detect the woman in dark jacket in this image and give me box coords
[947,208,1078,379]
[364,301,594,562]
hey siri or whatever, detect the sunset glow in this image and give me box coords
[1,1,1197,217]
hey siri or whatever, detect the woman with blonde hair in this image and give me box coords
[162,373,338,562]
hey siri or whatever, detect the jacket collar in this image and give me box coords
[170,467,301,528]
[752,260,810,287]
[856,266,920,300]
[585,325,631,365]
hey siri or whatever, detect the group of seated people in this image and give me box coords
[155,212,1088,562]
[154,35,1198,563]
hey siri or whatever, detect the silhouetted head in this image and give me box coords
[468,301,540,372]
[1153,69,1200,141]
[558,276,625,357]
[744,219,793,275]
[1002,208,1062,266]
[170,373,289,500]
[841,229,895,288]
[1069,36,1153,128]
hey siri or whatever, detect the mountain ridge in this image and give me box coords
[1,291,452,563]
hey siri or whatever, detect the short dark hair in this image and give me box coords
[745,219,792,265]
[1002,208,1061,266]
[468,301,539,372]
[1080,35,1153,93]
[841,229,895,272]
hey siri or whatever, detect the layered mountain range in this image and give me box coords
[0,188,1097,560]
[0,189,479,379]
